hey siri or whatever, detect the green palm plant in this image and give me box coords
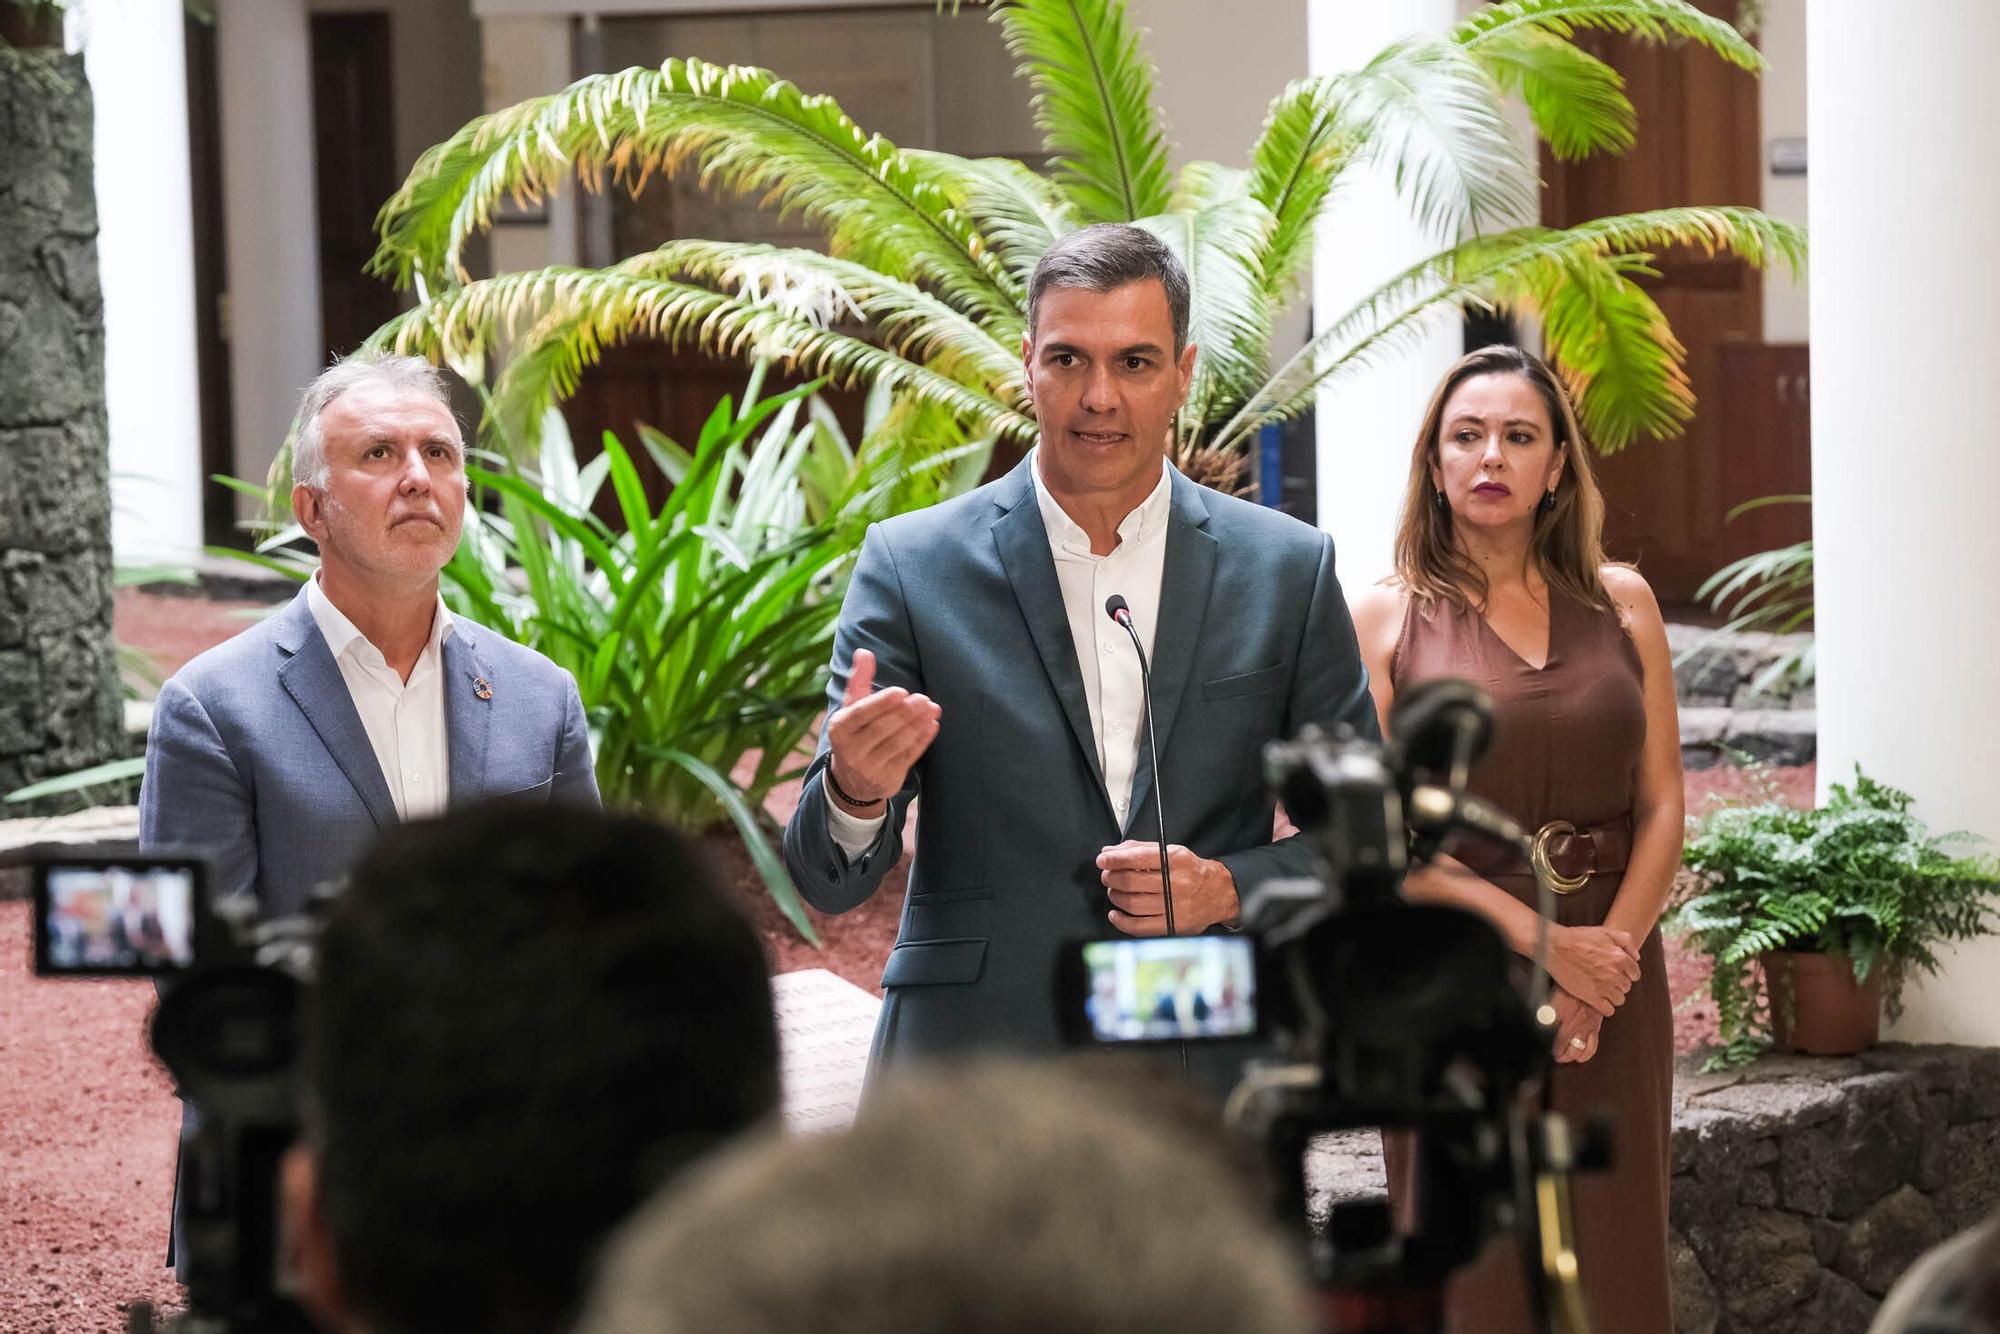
[205,371,992,938]
[1691,493,1814,690]
[361,0,1804,489]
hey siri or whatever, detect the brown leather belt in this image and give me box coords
[1448,815,1634,893]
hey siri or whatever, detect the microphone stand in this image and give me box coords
[1106,596,1174,937]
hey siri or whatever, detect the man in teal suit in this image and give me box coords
[783,225,1377,1077]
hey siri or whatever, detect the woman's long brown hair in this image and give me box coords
[1392,345,1614,612]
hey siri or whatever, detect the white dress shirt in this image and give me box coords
[827,451,1173,860]
[306,574,454,820]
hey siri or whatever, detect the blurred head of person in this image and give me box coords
[577,1057,1313,1334]
[282,802,780,1334]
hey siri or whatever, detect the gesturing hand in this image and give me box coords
[1096,841,1239,935]
[1549,985,1604,1064]
[1547,924,1642,1018]
[824,649,941,814]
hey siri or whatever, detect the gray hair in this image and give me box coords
[1027,223,1192,354]
[577,1059,1313,1334]
[291,351,458,490]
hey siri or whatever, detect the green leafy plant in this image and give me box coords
[1668,768,2000,1069]
[1687,493,1814,691]
[212,370,989,939]
[357,0,1806,493]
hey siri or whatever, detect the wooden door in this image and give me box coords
[184,14,238,545]
[1711,342,1811,568]
[310,14,401,360]
[1539,1,1766,605]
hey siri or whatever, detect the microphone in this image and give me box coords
[1104,594,1174,937]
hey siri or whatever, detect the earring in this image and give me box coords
[1538,489,1557,517]
[1434,489,1448,510]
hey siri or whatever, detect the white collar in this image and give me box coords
[307,572,454,666]
[1028,448,1174,557]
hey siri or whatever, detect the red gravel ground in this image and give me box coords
[0,913,184,1333]
[0,589,1811,1326]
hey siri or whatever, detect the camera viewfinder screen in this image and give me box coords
[1081,936,1257,1042]
[38,864,197,974]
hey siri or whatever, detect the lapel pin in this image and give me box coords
[474,677,492,701]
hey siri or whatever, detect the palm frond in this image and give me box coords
[1334,35,1538,243]
[942,153,1081,290]
[642,241,1029,399]
[1213,206,1807,454]
[382,265,1038,455]
[1246,77,1363,303]
[1455,0,1764,72]
[1462,26,1633,161]
[370,59,1018,323]
[1139,164,1274,442]
[989,0,1173,224]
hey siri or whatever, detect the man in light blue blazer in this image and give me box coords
[141,351,597,1269]
[783,226,1378,1082]
[140,352,598,920]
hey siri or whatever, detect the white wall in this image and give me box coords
[1809,1,2000,1042]
[215,0,323,499]
[1143,0,1310,355]
[481,15,579,276]
[1758,0,1808,342]
[69,0,205,566]
[1309,0,1468,591]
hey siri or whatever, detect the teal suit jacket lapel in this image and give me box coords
[1123,470,1215,838]
[989,463,1117,828]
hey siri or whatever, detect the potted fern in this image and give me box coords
[1669,769,2000,1069]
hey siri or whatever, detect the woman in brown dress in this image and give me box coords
[1351,345,1684,1334]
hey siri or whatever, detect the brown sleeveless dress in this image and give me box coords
[1385,588,1673,1334]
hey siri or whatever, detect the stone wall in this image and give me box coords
[1671,1046,2000,1334]
[1670,624,1816,768]
[0,49,122,805]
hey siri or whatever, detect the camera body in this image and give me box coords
[1058,685,1589,1332]
[27,846,322,1333]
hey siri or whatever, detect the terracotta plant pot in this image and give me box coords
[1762,950,1883,1056]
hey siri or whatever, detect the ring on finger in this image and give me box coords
[1569,1036,1586,1050]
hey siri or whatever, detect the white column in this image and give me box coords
[1309,0,1466,591]
[1810,2,2000,1043]
[71,0,204,566]
[215,0,323,502]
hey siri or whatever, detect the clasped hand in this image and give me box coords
[824,649,941,810]
[1096,841,1239,936]
[1547,923,1642,1017]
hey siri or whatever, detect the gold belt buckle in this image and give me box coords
[1531,819,1592,895]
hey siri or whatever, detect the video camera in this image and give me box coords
[27,851,326,1334]
[1059,680,1604,1334]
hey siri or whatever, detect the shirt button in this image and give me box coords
[1101,642,1118,656]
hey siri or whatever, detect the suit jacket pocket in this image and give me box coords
[1201,662,1289,701]
[904,890,990,942]
[484,775,554,804]
[879,938,987,988]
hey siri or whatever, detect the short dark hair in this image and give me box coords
[1028,223,1191,354]
[303,802,780,1334]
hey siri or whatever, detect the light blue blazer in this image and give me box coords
[139,585,600,919]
